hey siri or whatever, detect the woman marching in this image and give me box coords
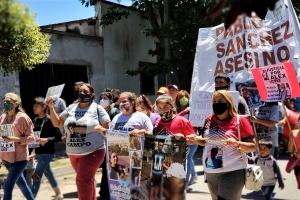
[174,90,198,186]
[196,90,256,200]
[46,83,111,200]
[152,94,196,198]
[30,97,63,199]
[0,93,35,200]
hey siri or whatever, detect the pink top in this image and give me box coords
[0,113,34,163]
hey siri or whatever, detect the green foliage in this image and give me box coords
[81,0,300,90]
[0,0,50,75]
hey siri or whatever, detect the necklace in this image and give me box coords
[6,114,16,123]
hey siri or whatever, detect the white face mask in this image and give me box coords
[100,99,109,108]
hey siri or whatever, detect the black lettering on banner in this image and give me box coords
[67,142,91,147]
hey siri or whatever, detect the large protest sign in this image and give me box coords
[45,84,65,99]
[191,0,300,93]
[106,130,144,200]
[236,79,264,110]
[140,135,187,200]
[189,91,239,127]
[252,61,300,101]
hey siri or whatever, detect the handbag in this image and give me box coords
[237,115,264,191]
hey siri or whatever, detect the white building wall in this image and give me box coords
[96,2,158,100]
[42,30,105,102]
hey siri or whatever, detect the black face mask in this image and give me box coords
[212,102,228,115]
[74,90,79,98]
[215,85,229,91]
[79,92,92,103]
[113,97,119,103]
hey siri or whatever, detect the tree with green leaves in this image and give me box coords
[81,0,300,91]
[0,0,50,75]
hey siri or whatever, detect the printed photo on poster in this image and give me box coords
[140,135,187,200]
[236,79,264,110]
[129,133,143,150]
[130,151,142,169]
[106,131,132,200]
[0,124,14,137]
[205,145,224,169]
[277,83,291,100]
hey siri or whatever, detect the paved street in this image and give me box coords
[11,145,300,200]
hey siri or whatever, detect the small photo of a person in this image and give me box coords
[238,84,254,106]
[205,147,223,169]
[149,140,169,200]
[131,168,141,187]
[279,83,291,100]
[67,122,86,138]
[108,151,126,180]
[129,134,141,150]
[131,151,142,168]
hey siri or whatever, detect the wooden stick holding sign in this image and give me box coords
[281,101,298,152]
[195,136,226,143]
[250,109,260,153]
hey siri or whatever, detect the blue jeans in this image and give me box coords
[31,154,59,196]
[261,185,275,200]
[4,160,34,200]
[186,144,198,182]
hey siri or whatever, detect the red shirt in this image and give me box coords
[153,115,195,136]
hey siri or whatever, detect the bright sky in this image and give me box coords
[21,0,132,26]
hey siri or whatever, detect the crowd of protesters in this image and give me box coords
[1,76,300,200]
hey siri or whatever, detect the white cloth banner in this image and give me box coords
[191,0,300,93]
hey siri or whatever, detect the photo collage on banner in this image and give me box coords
[106,130,144,200]
[0,124,15,152]
[235,79,264,110]
[140,135,187,200]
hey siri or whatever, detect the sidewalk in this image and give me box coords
[10,145,300,200]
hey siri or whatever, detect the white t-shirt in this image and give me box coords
[110,112,153,132]
[60,102,110,155]
[255,104,279,147]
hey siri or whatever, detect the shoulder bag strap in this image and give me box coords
[237,115,247,167]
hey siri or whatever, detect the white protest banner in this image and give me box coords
[252,61,300,101]
[45,84,65,99]
[191,0,300,94]
[0,139,15,152]
[28,131,41,148]
[0,124,13,136]
[189,91,239,127]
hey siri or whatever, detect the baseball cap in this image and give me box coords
[157,87,169,94]
[168,84,178,91]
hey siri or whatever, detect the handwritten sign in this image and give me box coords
[189,91,213,127]
[45,84,65,99]
[190,91,239,127]
[0,124,13,136]
[252,62,300,101]
[236,79,264,110]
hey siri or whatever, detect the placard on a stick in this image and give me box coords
[252,62,300,102]
[45,84,65,99]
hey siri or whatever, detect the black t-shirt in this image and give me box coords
[152,150,165,174]
[33,115,61,154]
